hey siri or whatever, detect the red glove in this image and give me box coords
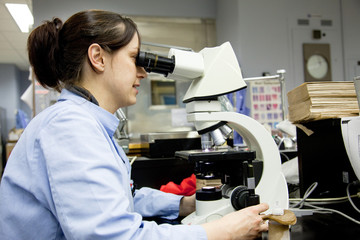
[160,174,196,196]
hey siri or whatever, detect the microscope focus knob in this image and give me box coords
[230,186,249,210]
[231,186,260,210]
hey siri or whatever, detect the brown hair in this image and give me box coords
[27,10,139,91]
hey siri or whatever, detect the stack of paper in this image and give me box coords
[287,82,359,123]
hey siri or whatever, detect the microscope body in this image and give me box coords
[181,101,289,224]
[136,41,289,224]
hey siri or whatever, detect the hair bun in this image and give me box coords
[27,17,65,90]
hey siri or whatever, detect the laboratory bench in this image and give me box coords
[146,206,360,240]
[131,154,360,239]
[146,202,360,239]
[265,200,360,239]
[287,212,360,240]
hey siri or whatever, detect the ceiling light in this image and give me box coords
[5,3,34,33]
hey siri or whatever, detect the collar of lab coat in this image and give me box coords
[58,88,120,138]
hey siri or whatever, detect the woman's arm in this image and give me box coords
[179,194,195,217]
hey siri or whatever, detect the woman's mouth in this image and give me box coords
[133,84,140,93]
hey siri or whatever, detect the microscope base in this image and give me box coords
[181,198,234,225]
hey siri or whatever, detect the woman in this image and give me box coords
[0,10,268,239]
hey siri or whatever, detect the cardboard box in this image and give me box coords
[6,142,16,161]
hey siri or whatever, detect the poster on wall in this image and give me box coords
[248,79,283,130]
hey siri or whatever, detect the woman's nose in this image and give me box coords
[137,66,147,79]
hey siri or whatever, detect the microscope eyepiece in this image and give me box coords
[136,51,175,76]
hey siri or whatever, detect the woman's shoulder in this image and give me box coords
[40,99,90,118]
[27,100,98,134]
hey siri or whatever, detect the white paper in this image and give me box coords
[20,83,33,110]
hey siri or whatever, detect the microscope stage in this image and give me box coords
[175,149,256,162]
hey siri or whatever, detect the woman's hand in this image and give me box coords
[202,203,269,240]
[179,194,196,217]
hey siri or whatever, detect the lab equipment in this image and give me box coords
[114,108,130,153]
[297,118,358,198]
[139,131,201,158]
[136,42,289,224]
[341,116,360,181]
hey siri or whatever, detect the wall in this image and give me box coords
[27,0,360,135]
[33,0,216,26]
[32,0,360,95]
[0,64,30,138]
[216,0,360,100]
[342,0,360,81]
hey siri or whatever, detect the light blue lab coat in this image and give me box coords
[0,89,206,240]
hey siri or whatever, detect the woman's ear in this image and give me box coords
[87,43,105,73]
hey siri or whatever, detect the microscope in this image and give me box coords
[136,42,289,224]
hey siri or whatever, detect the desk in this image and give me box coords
[147,211,360,239]
[132,155,360,239]
[288,213,360,240]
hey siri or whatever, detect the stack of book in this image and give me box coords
[287,82,359,123]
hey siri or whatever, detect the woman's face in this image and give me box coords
[103,32,147,110]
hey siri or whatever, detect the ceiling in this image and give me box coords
[0,0,32,71]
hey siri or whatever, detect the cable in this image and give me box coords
[290,195,358,202]
[129,156,137,165]
[277,137,284,149]
[291,199,351,206]
[291,182,318,208]
[347,181,360,214]
[290,181,360,225]
[280,151,290,162]
[304,202,360,225]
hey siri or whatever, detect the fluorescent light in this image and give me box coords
[5,3,34,33]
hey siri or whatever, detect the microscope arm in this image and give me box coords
[187,111,289,213]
